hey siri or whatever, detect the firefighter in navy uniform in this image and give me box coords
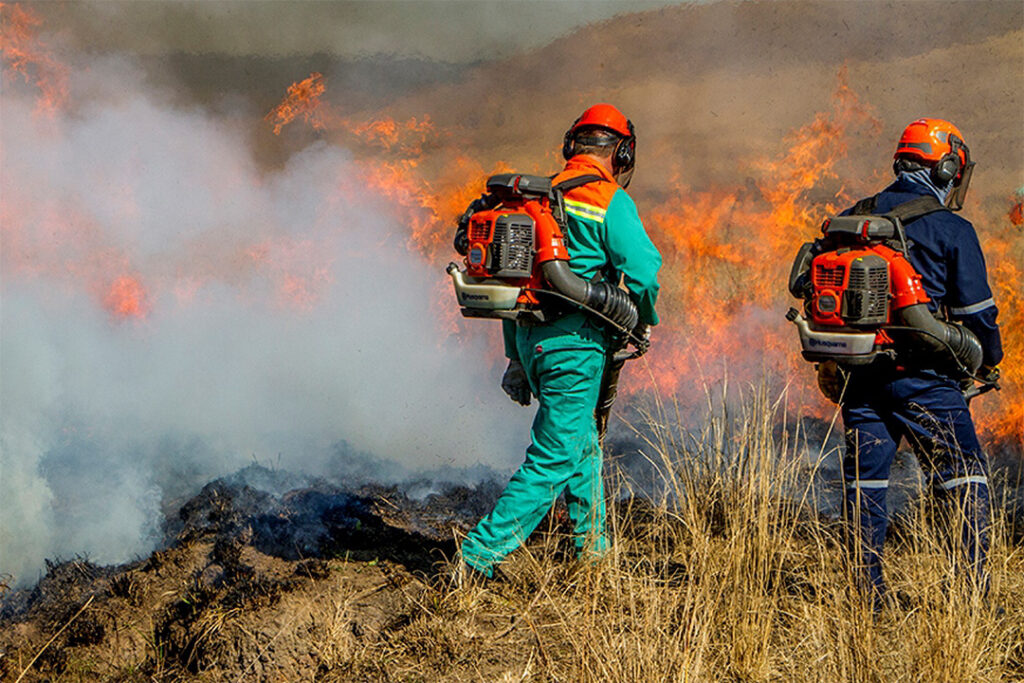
[835,119,1003,605]
[453,104,662,579]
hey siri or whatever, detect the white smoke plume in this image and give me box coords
[0,54,530,586]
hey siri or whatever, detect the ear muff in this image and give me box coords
[562,116,582,161]
[563,119,637,173]
[611,120,636,174]
[932,134,967,185]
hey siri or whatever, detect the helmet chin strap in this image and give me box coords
[615,166,634,189]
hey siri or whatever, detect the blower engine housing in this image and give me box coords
[788,210,982,375]
[451,174,566,319]
[448,172,640,332]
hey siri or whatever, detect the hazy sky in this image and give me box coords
[37,1,686,62]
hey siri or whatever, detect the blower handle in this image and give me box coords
[963,378,1000,403]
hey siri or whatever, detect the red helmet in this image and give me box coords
[567,103,633,138]
[894,118,968,168]
[561,104,637,184]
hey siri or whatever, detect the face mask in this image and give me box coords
[899,167,952,204]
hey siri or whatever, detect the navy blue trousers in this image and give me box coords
[841,370,989,600]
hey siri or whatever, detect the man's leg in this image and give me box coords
[563,394,607,560]
[842,398,900,604]
[895,377,990,589]
[461,333,605,577]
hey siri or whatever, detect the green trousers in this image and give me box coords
[462,313,609,577]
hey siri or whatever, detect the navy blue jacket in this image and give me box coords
[842,177,1003,368]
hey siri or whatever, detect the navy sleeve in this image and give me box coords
[945,222,1003,367]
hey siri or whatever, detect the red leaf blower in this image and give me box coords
[787,196,983,377]
[448,173,639,332]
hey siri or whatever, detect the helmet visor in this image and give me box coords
[946,160,974,210]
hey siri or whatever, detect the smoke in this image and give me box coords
[31,1,680,61]
[0,53,530,585]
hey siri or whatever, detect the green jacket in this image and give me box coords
[503,155,662,360]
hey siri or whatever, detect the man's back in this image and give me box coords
[553,156,661,326]
[847,176,1002,367]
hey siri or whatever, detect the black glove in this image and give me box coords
[964,365,1001,392]
[980,365,1001,385]
[816,361,848,404]
[501,359,532,406]
[631,323,651,358]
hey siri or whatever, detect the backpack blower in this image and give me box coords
[447,173,639,332]
[787,195,983,378]
[448,172,647,441]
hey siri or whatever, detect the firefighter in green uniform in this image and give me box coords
[458,104,662,578]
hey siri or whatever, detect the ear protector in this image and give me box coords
[932,133,968,185]
[562,119,636,174]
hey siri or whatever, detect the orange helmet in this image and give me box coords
[894,118,969,177]
[567,103,633,139]
[561,103,637,183]
[893,118,975,209]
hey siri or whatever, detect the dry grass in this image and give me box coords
[17,385,1017,681]
[329,384,1024,682]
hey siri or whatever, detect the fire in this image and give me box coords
[262,67,1021,443]
[266,72,327,135]
[1010,188,1023,227]
[971,203,1024,444]
[0,2,68,114]
[103,275,148,319]
[350,117,435,155]
[638,69,881,408]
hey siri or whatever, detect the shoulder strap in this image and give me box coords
[883,195,947,223]
[850,193,946,223]
[552,173,604,194]
[548,174,605,242]
[851,195,878,215]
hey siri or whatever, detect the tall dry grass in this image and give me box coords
[326,383,1023,682]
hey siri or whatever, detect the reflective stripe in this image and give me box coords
[846,479,889,490]
[938,475,988,490]
[949,298,995,316]
[564,198,606,221]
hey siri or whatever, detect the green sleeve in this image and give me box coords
[604,189,662,325]
[502,319,519,361]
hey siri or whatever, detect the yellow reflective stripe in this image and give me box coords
[564,198,606,221]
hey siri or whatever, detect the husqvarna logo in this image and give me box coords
[809,338,848,349]
[462,293,488,301]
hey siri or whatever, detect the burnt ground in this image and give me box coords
[0,465,510,681]
[2,455,1022,681]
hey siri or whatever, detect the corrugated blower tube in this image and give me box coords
[892,303,983,376]
[541,260,639,332]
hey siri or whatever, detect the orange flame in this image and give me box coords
[639,69,881,409]
[104,275,148,319]
[971,203,1024,444]
[265,68,1022,443]
[0,2,69,115]
[266,72,327,135]
[1010,190,1023,227]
